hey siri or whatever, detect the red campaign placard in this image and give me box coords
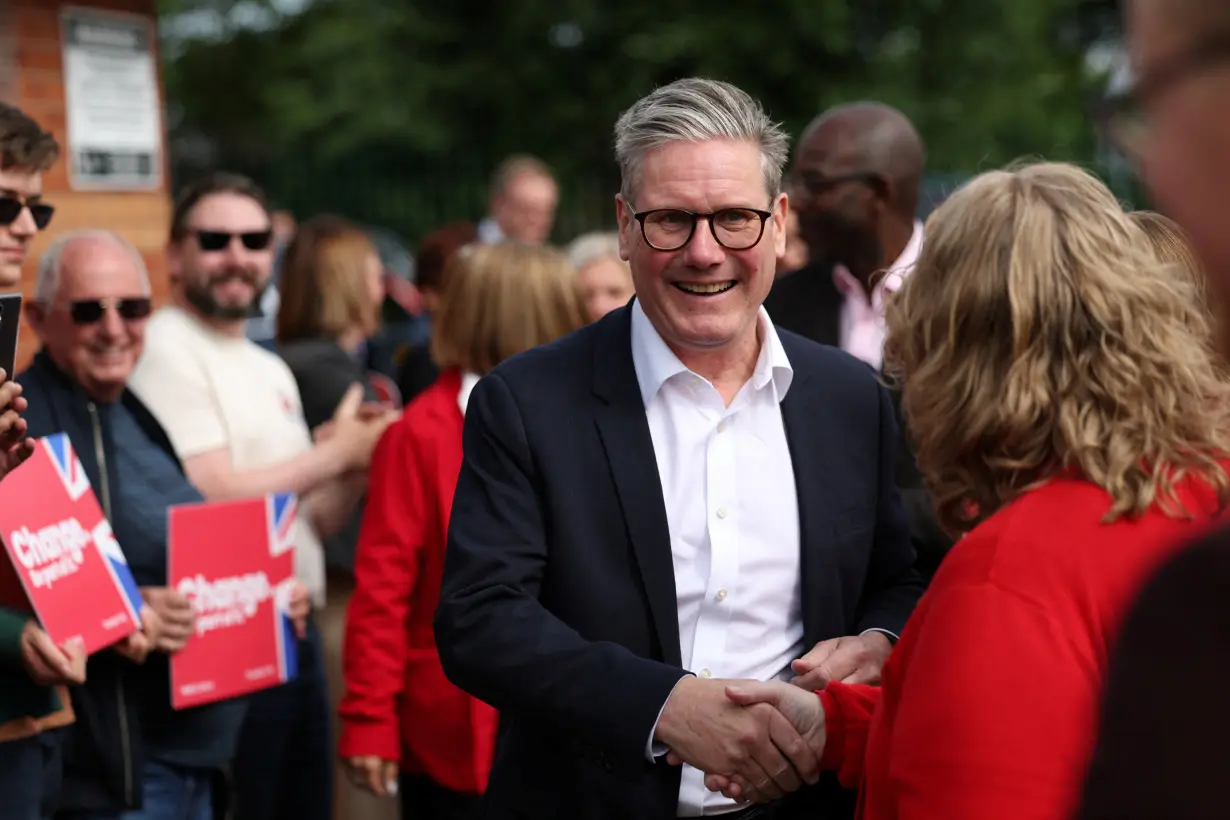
[0,433,143,655]
[168,493,299,710]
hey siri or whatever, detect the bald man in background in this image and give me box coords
[1078,2,1230,818]
[765,103,952,581]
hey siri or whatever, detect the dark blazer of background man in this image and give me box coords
[764,102,953,580]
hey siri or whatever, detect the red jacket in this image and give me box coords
[816,472,1226,820]
[338,369,498,794]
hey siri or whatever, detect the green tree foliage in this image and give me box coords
[158,0,1113,238]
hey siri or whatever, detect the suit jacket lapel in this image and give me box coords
[777,335,845,647]
[591,307,682,668]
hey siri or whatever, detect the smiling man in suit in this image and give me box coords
[435,78,924,820]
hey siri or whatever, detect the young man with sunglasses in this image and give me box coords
[127,172,393,820]
[0,102,96,820]
[0,103,56,290]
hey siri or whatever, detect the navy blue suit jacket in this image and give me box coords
[435,304,923,819]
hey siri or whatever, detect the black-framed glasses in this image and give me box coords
[792,170,884,199]
[68,297,152,326]
[0,196,54,230]
[193,229,274,252]
[1094,33,1230,160]
[632,207,772,252]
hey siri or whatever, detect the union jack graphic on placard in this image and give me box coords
[93,519,143,623]
[267,494,299,684]
[267,493,297,558]
[42,434,91,502]
[272,578,299,684]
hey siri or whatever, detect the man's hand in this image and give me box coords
[113,605,162,664]
[328,385,396,471]
[653,676,820,802]
[313,403,388,446]
[702,681,828,802]
[790,632,893,691]
[344,756,399,797]
[141,587,195,653]
[288,581,310,639]
[20,621,86,686]
[0,377,36,481]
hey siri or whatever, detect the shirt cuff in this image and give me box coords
[860,627,899,643]
[645,673,694,762]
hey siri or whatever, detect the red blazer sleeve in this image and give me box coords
[818,682,880,788]
[887,581,1098,820]
[337,419,424,762]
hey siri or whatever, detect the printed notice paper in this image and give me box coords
[0,433,143,654]
[168,493,299,710]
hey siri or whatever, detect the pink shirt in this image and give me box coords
[831,222,923,370]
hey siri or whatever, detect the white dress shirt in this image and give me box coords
[631,300,803,817]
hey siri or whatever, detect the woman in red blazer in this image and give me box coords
[338,242,588,819]
[697,162,1230,819]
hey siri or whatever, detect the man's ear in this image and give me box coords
[23,300,45,337]
[615,195,633,261]
[771,192,789,259]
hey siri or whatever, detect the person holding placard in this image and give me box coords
[19,230,307,820]
[0,101,90,820]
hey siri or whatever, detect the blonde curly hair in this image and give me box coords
[883,161,1230,536]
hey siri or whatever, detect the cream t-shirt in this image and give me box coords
[128,305,326,607]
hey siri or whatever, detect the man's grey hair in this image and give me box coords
[566,231,624,272]
[35,229,151,305]
[613,78,791,205]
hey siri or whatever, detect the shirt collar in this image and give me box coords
[881,220,924,294]
[459,371,481,414]
[831,220,924,303]
[629,298,794,407]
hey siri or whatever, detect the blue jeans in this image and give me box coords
[64,760,212,820]
[231,619,332,820]
[0,729,64,820]
[124,761,212,820]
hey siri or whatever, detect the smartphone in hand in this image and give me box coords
[0,293,22,385]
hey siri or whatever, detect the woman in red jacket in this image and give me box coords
[338,242,588,819]
[699,162,1230,819]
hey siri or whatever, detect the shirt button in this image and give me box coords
[716,508,728,520]
[716,588,727,602]
[717,420,727,433]
[699,668,712,679]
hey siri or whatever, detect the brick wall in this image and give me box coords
[0,1,15,104]
[11,0,168,370]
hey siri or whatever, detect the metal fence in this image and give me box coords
[170,150,1141,253]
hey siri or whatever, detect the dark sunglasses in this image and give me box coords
[68,297,153,326]
[0,196,54,230]
[194,230,274,252]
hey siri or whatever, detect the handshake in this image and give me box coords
[655,633,889,805]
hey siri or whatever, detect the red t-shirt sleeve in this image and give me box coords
[886,581,1099,820]
[337,421,425,762]
[818,682,881,788]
